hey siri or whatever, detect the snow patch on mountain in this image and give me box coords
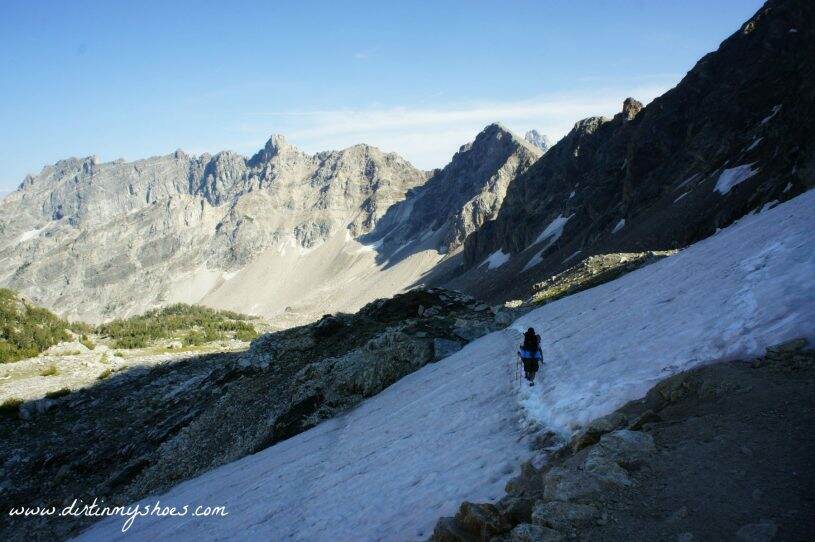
[761,104,782,124]
[483,249,510,269]
[522,214,574,271]
[714,163,759,195]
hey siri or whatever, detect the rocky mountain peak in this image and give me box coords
[249,133,302,165]
[618,97,644,121]
[571,116,609,137]
[365,122,543,254]
[524,129,552,152]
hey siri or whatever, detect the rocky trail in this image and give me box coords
[432,340,815,542]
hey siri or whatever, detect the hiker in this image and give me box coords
[518,327,543,386]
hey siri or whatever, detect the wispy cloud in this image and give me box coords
[226,81,676,169]
[353,46,381,60]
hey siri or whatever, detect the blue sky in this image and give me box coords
[0,0,763,191]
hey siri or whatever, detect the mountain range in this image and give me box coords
[1,1,814,541]
[1,0,813,332]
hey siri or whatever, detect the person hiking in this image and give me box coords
[518,327,543,386]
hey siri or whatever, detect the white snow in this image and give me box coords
[522,214,574,272]
[516,189,815,434]
[221,270,239,281]
[77,332,530,542]
[482,249,510,269]
[522,252,543,272]
[354,238,384,253]
[569,191,575,199]
[76,190,815,542]
[674,191,689,203]
[789,28,798,33]
[534,214,573,245]
[611,219,625,234]
[784,182,793,193]
[17,228,43,243]
[744,137,763,153]
[761,104,782,125]
[675,173,700,191]
[714,163,758,195]
[562,250,582,264]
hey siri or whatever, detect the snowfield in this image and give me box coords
[76,190,815,541]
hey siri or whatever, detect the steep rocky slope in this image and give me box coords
[0,137,426,322]
[0,288,507,542]
[363,123,542,259]
[430,340,815,542]
[453,0,815,302]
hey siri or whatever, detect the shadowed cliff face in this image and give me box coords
[457,0,815,302]
[362,123,542,264]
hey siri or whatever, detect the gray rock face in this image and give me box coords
[364,123,542,256]
[524,130,552,153]
[0,136,426,322]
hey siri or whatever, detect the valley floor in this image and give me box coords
[72,190,814,540]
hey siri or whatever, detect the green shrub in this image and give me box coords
[0,288,74,363]
[79,334,95,350]
[96,303,258,349]
[39,365,58,376]
[45,387,71,399]
[97,368,113,380]
[0,397,23,415]
[235,328,258,342]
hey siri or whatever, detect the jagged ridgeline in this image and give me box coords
[0,124,542,328]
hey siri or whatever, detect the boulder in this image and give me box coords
[455,502,511,538]
[571,412,628,452]
[510,523,563,542]
[542,466,602,501]
[628,410,661,431]
[430,516,475,542]
[497,495,536,524]
[493,309,515,327]
[532,501,598,531]
[583,429,655,487]
[453,322,492,341]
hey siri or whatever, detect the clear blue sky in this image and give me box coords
[0,0,763,191]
